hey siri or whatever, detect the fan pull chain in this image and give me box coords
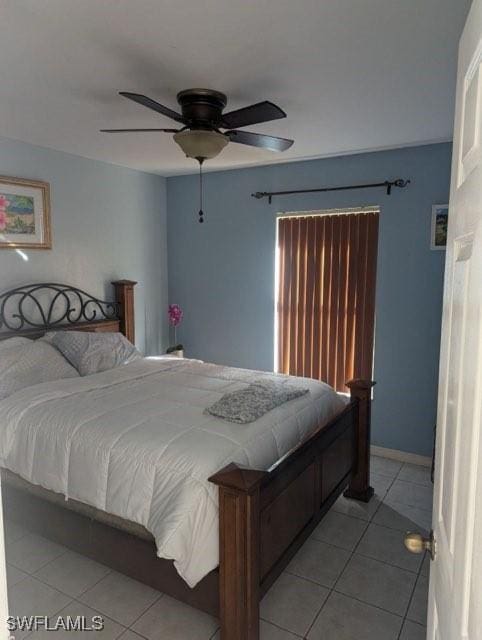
[198,159,204,223]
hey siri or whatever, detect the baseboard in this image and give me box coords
[371,445,432,467]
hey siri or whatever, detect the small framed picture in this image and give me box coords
[0,176,51,249]
[431,204,448,250]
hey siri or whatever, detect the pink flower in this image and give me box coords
[0,195,10,210]
[0,209,6,231]
[168,304,183,327]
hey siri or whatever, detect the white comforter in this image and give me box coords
[0,357,346,587]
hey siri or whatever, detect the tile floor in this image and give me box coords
[5,456,432,639]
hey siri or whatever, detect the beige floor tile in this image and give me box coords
[400,619,427,640]
[307,591,402,640]
[420,553,430,577]
[7,563,28,587]
[331,493,381,522]
[8,576,71,640]
[206,622,302,640]
[27,600,126,639]
[373,500,431,535]
[398,464,432,487]
[286,538,350,588]
[6,533,67,573]
[118,631,147,640]
[260,620,302,639]
[386,481,433,512]
[4,520,29,545]
[407,575,429,625]
[261,572,328,636]
[356,523,423,573]
[132,595,218,640]
[370,473,394,496]
[34,551,111,597]
[312,511,367,551]
[370,457,403,478]
[79,571,160,626]
[336,554,416,616]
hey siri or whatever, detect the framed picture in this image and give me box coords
[431,204,448,250]
[0,176,51,249]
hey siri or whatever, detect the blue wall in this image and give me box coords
[0,137,168,354]
[167,143,451,456]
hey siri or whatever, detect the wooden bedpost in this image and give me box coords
[112,280,137,344]
[209,463,268,640]
[344,379,376,503]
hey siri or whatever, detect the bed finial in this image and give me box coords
[112,280,137,344]
[344,378,376,502]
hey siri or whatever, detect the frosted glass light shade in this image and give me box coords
[173,129,229,160]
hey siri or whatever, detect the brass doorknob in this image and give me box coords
[404,531,435,560]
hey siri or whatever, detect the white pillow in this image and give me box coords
[0,340,79,401]
[0,336,32,351]
[47,331,141,376]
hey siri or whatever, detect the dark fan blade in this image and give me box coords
[100,128,179,133]
[226,130,293,152]
[221,101,286,129]
[119,92,186,124]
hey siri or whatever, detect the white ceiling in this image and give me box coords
[1,0,471,176]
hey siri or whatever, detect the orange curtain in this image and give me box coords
[277,211,379,391]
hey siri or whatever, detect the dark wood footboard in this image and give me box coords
[209,378,375,640]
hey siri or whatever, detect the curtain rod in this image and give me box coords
[252,178,410,204]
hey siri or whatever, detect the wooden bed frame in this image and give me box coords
[0,280,374,640]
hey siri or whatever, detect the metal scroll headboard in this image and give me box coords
[0,283,119,333]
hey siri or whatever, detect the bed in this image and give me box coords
[0,281,374,640]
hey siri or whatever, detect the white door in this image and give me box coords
[428,0,482,637]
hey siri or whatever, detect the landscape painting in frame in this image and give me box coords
[0,176,51,249]
[431,204,448,250]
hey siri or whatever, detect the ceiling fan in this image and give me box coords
[101,89,294,222]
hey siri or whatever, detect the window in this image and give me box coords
[276,207,379,392]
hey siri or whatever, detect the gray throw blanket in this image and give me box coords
[206,378,309,424]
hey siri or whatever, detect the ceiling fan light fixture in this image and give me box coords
[106,89,293,224]
[173,129,228,160]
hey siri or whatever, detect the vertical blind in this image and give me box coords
[277,210,379,391]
